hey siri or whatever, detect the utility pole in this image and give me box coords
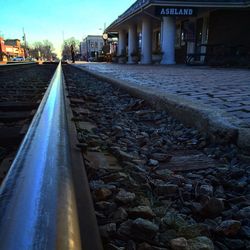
[62,31,65,59]
[22,28,27,58]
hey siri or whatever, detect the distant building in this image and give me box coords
[0,38,25,61]
[0,37,7,62]
[80,35,104,61]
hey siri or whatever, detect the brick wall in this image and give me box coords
[208,9,250,46]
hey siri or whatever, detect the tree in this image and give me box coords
[28,40,57,61]
[62,37,79,60]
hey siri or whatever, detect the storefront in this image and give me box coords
[105,0,250,65]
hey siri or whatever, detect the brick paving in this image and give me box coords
[75,62,250,128]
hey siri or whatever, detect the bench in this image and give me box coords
[186,44,250,67]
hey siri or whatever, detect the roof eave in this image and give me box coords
[153,0,248,8]
[106,0,250,32]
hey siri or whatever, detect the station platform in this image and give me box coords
[74,62,250,155]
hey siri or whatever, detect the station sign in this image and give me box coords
[155,6,196,16]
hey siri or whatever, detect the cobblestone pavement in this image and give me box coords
[75,62,250,128]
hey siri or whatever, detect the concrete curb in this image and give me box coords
[73,65,250,157]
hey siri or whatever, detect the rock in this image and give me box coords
[95,211,106,219]
[224,238,245,249]
[111,125,124,137]
[89,180,116,191]
[127,206,156,219]
[188,236,214,250]
[203,219,219,230]
[199,184,214,197]
[132,218,159,239]
[156,184,179,197]
[153,206,167,217]
[138,242,162,250]
[170,237,189,250]
[159,229,178,244]
[102,172,128,182]
[184,184,193,192]
[118,220,133,237]
[178,224,201,239]
[115,189,136,204]
[201,198,224,218]
[127,240,136,250]
[138,242,152,250]
[238,206,250,219]
[186,173,203,180]
[148,159,159,166]
[156,169,173,178]
[151,153,172,162]
[113,207,128,222]
[230,168,245,179]
[93,188,112,201]
[214,241,229,250]
[106,243,125,250]
[116,149,136,162]
[161,212,186,231]
[99,223,116,238]
[95,201,117,212]
[216,220,241,236]
[240,225,250,238]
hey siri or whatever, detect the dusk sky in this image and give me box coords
[0,0,135,55]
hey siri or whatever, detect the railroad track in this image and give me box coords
[0,63,57,183]
[0,63,249,250]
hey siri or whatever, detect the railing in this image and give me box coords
[186,44,250,67]
[0,62,82,249]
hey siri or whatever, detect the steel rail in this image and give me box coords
[0,62,81,249]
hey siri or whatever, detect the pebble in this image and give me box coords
[115,189,136,204]
[113,207,128,222]
[223,238,245,249]
[127,206,156,219]
[216,220,241,236]
[238,206,250,219]
[240,225,250,238]
[93,188,112,201]
[161,212,186,231]
[64,66,250,250]
[99,223,116,238]
[199,184,214,197]
[132,218,159,239]
[117,220,133,236]
[170,237,189,250]
[148,159,159,166]
[201,198,224,218]
[156,184,179,197]
[188,236,214,250]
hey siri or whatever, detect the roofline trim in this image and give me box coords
[106,0,250,31]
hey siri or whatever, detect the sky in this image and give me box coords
[0,0,136,56]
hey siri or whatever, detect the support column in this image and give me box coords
[118,30,126,56]
[128,24,137,64]
[161,16,176,65]
[141,17,152,64]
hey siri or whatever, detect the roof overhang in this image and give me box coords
[106,0,250,32]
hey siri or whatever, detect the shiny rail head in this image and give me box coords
[0,61,81,250]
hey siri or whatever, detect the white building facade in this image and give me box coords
[80,35,104,61]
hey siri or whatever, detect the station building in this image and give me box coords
[105,0,250,65]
